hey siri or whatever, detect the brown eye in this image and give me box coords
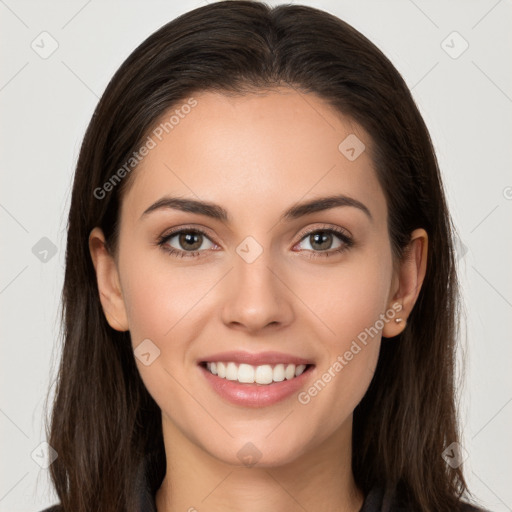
[177,232,203,251]
[297,229,352,254]
[307,231,335,251]
[158,229,216,258]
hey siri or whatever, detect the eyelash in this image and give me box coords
[156,225,354,260]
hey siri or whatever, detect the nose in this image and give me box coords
[220,247,294,333]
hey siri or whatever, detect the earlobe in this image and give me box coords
[89,227,129,332]
[382,228,428,338]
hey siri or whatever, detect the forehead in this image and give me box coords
[121,88,386,226]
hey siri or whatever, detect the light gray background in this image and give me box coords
[1,0,511,511]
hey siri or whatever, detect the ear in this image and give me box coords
[89,227,129,332]
[382,228,428,338]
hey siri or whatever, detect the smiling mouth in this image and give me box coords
[199,361,315,385]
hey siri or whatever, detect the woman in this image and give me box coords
[41,1,490,511]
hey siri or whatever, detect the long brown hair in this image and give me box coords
[45,1,476,510]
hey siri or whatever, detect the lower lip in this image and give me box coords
[199,363,315,408]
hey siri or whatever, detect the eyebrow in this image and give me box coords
[141,194,372,223]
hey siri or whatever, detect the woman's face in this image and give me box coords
[93,88,410,467]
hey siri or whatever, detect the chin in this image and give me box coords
[203,432,311,469]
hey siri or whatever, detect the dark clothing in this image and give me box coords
[40,451,491,512]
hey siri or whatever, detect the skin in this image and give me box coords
[89,88,428,512]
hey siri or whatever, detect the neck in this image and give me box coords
[155,414,364,512]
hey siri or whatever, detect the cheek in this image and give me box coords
[295,246,392,425]
[117,247,215,414]
[118,243,212,343]
[299,246,393,344]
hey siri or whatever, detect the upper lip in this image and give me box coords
[199,351,314,366]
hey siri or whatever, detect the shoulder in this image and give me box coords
[369,484,493,512]
[389,500,492,512]
[38,506,62,512]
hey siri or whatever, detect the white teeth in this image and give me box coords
[205,361,309,384]
[226,362,238,380]
[217,361,226,378]
[284,363,295,380]
[273,364,285,382]
[295,364,306,377]
[238,363,255,383]
[255,365,273,384]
